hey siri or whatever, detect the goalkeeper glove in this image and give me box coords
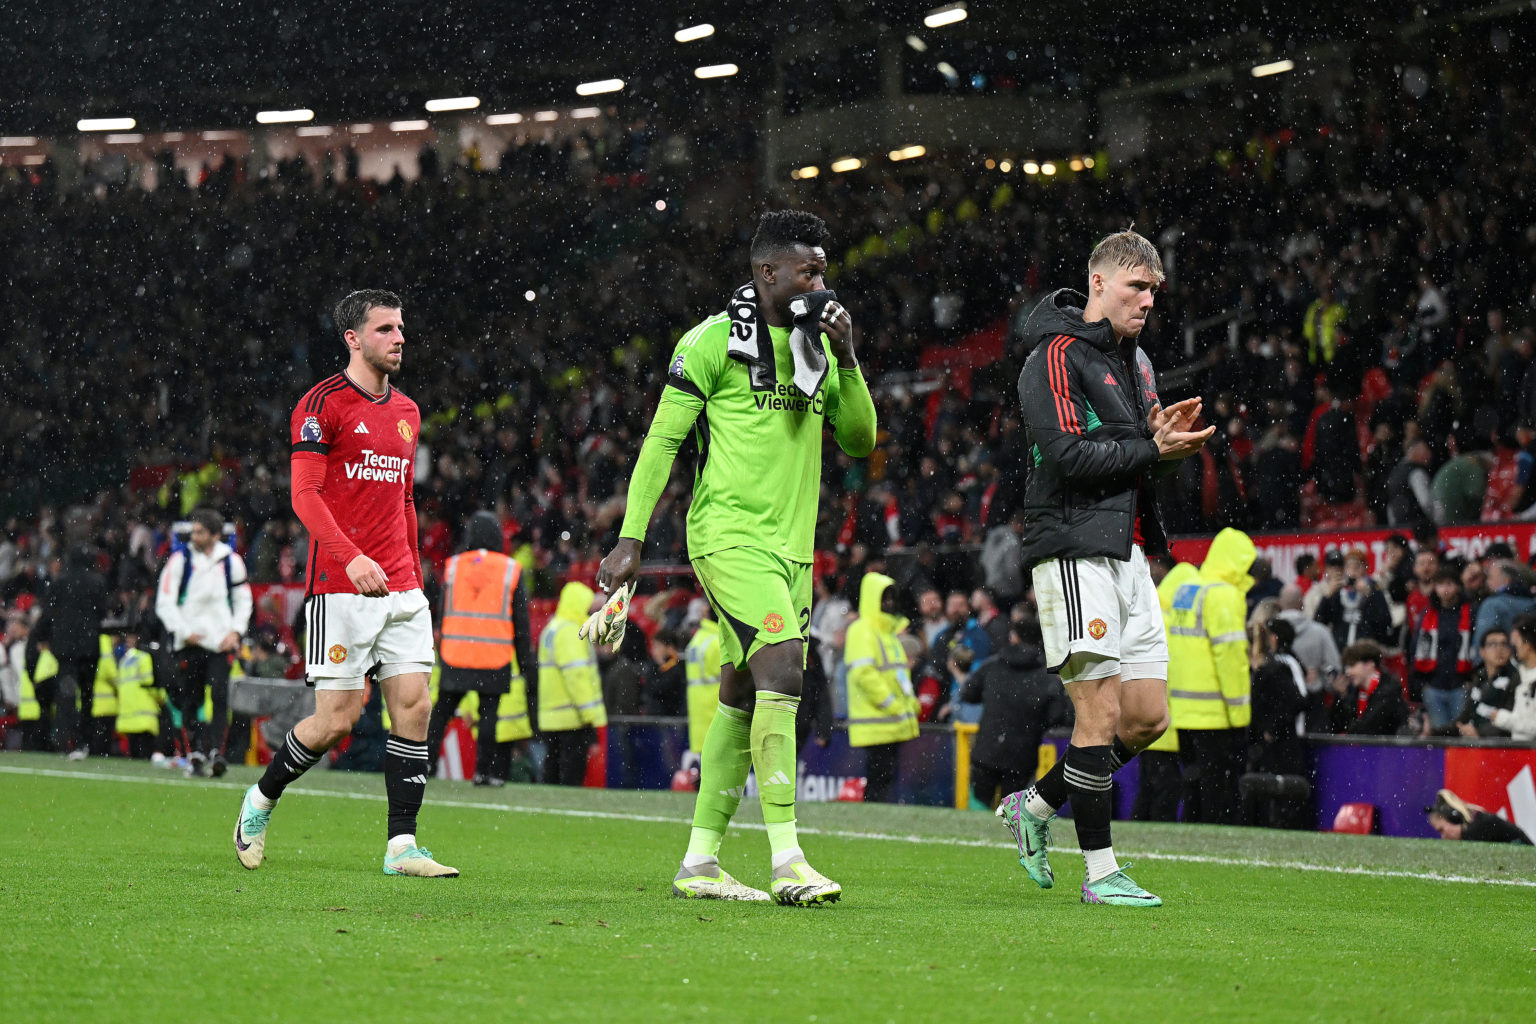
[578,581,634,650]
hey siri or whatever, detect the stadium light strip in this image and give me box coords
[791,165,819,180]
[389,120,430,131]
[202,130,241,140]
[296,126,333,137]
[256,109,314,124]
[77,117,136,132]
[534,110,559,121]
[1252,59,1295,77]
[695,63,739,79]
[923,4,967,29]
[485,113,524,125]
[425,96,480,112]
[675,23,714,43]
[889,144,926,161]
[831,156,863,173]
[906,35,928,52]
[104,133,145,144]
[572,107,601,119]
[0,136,39,146]
[576,79,624,96]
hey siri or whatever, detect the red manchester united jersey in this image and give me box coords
[290,372,421,595]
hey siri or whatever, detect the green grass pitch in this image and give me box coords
[3,752,1532,1023]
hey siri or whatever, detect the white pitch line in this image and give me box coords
[5,764,1534,889]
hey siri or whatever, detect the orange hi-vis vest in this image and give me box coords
[439,550,520,670]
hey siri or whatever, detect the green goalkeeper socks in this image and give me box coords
[752,691,802,861]
[686,702,753,860]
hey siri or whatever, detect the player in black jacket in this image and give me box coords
[996,230,1212,907]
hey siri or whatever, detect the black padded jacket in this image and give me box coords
[1015,288,1172,570]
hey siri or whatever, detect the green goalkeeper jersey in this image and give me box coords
[619,312,877,563]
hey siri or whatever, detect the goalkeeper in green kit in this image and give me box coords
[596,210,876,905]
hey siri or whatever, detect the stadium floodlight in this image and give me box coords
[425,96,480,112]
[831,156,863,173]
[485,113,524,125]
[936,61,959,80]
[1041,161,1057,175]
[1083,156,1096,168]
[389,120,430,132]
[906,35,928,52]
[923,3,967,29]
[576,78,624,96]
[998,159,1013,173]
[524,290,536,301]
[1023,161,1040,175]
[105,133,145,144]
[695,64,739,79]
[675,23,714,43]
[0,136,38,147]
[791,165,820,180]
[572,107,601,119]
[349,123,374,134]
[534,110,559,121]
[296,125,332,137]
[888,145,926,161]
[1252,59,1295,78]
[77,117,135,132]
[21,154,46,165]
[256,109,314,124]
[161,132,185,142]
[1069,157,1084,171]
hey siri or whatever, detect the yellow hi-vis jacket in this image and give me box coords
[91,634,118,719]
[1151,562,1204,754]
[1166,528,1256,731]
[684,619,722,751]
[18,649,59,722]
[844,572,919,747]
[114,647,162,736]
[538,582,606,732]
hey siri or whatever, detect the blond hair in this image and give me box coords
[1087,230,1164,282]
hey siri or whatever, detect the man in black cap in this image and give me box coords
[1425,789,1531,844]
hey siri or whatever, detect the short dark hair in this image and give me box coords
[1433,566,1462,585]
[654,628,683,651]
[1341,639,1383,668]
[189,507,223,536]
[1512,613,1536,650]
[749,209,830,266]
[333,289,403,342]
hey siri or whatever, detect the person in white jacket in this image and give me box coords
[155,507,252,777]
[1489,614,1536,742]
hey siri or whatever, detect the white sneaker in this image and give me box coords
[383,845,459,877]
[151,752,170,767]
[671,861,770,901]
[234,785,273,870]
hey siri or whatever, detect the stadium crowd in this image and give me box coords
[4,39,1536,803]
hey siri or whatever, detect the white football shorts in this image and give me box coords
[1031,546,1168,684]
[304,589,434,690]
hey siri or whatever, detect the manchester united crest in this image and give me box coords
[763,613,784,634]
[397,420,414,442]
[328,644,348,664]
[1088,619,1107,640]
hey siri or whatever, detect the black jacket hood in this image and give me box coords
[998,641,1044,671]
[1022,288,1118,355]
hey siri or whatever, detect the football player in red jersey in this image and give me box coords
[233,289,457,877]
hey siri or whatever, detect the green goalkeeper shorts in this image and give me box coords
[692,547,811,669]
